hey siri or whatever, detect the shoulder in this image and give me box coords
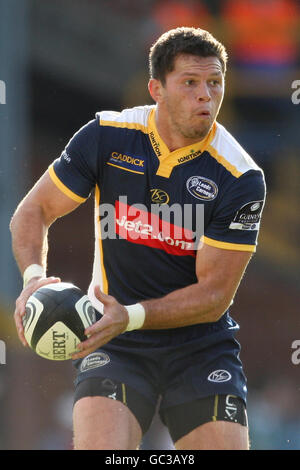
[65,117,100,153]
[96,105,155,133]
[209,123,264,179]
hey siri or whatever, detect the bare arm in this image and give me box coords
[141,243,252,329]
[73,243,252,358]
[10,171,81,273]
[10,171,81,344]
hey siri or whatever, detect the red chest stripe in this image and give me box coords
[115,200,196,257]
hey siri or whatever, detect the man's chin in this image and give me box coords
[183,124,211,141]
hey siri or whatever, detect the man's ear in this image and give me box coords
[148,78,164,103]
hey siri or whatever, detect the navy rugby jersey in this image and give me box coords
[48,105,266,312]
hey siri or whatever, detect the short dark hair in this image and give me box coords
[149,27,228,84]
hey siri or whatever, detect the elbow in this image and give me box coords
[204,287,233,322]
[10,200,47,236]
[9,209,20,234]
[9,214,15,233]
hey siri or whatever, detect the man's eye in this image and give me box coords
[185,80,194,86]
[209,80,220,86]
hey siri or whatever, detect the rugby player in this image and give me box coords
[10,27,266,450]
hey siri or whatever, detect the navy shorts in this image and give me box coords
[73,313,247,439]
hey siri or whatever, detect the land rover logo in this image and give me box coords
[186,176,218,201]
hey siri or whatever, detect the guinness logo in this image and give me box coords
[150,189,169,205]
[229,200,264,231]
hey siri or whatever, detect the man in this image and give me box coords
[10,27,266,450]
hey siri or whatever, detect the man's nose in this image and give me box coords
[196,82,210,101]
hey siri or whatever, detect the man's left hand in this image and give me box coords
[72,285,129,359]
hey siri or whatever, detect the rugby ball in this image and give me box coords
[23,282,96,361]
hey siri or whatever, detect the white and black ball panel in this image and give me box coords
[23,296,44,342]
[26,286,90,348]
[23,282,96,361]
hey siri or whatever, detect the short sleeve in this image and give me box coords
[204,169,266,252]
[48,118,99,203]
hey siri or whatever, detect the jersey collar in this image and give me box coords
[148,107,217,178]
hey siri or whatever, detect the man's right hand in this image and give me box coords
[14,276,61,347]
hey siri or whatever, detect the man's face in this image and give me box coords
[157,54,225,142]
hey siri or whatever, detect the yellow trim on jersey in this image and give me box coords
[100,107,244,180]
[147,109,217,178]
[212,394,219,422]
[48,165,87,203]
[100,118,148,135]
[106,162,144,175]
[207,144,243,179]
[122,383,127,405]
[203,236,256,253]
[95,185,109,294]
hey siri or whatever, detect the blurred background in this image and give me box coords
[0,0,299,450]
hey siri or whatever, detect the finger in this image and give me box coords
[22,277,61,313]
[14,298,28,345]
[94,285,113,305]
[84,313,111,336]
[72,346,95,360]
[14,276,61,347]
[17,277,61,323]
[74,317,115,357]
[14,307,28,346]
[19,329,28,347]
[72,331,109,359]
[34,276,61,290]
[15,316,28,346]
